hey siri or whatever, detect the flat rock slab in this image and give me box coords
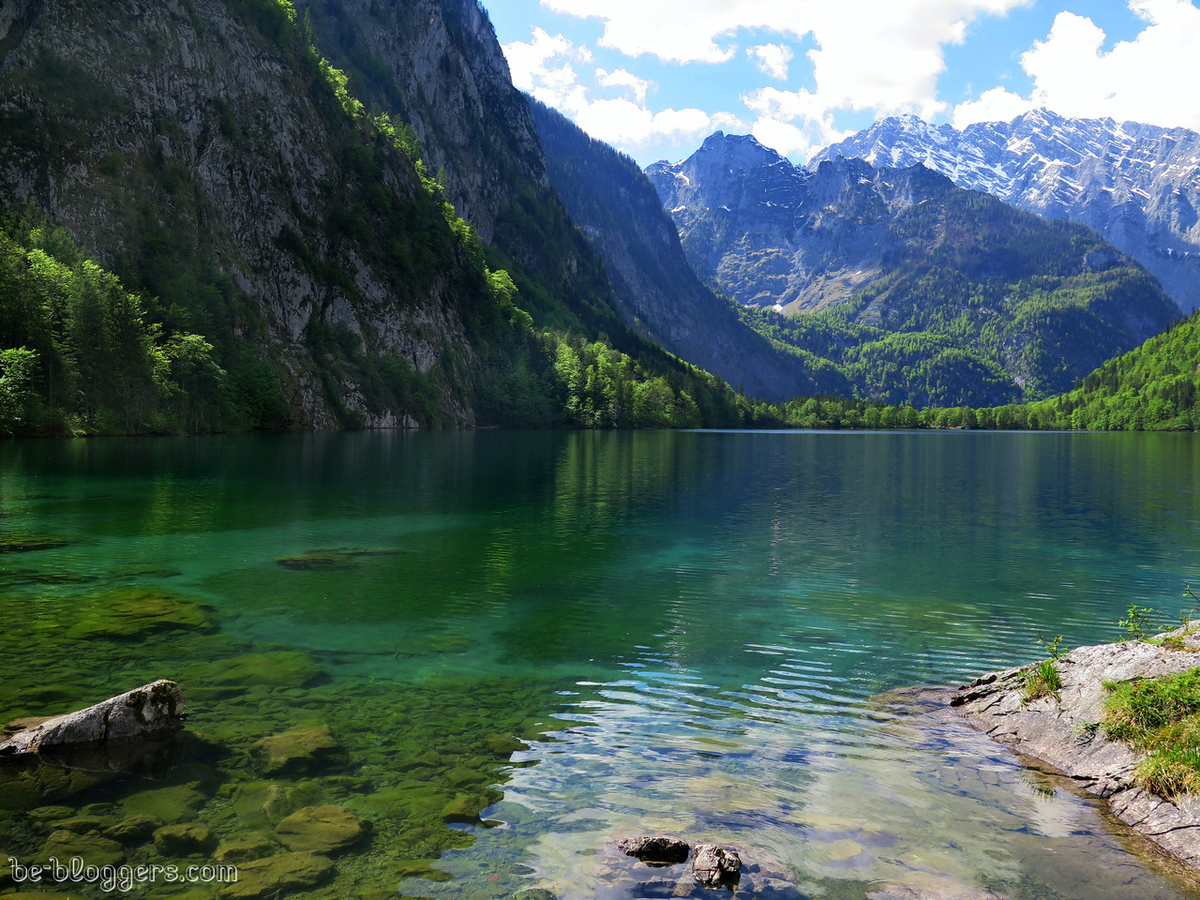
[0,681,185,756]
[949,632,1200,869]
[274,805,367,854]
[217,851,334,900]
[250,724,342,776]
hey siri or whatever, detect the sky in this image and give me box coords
[486,0,1200,167]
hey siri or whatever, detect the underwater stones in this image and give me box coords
[154,823,218,857]
[215,833,278,865]
[0,680,185,756]
[36,829,125,868]
[181,652,325,691]
[103,815,161,845]
[49,815,111,835]
[274,547,403,571]
[274,805,367,854]
[109,563,183,579]
[617,836,691,866]
[1,716,54,739]
[866,876,1006,900]
[0,758,105,811]
[64,589,212,641]
[483,732,528,756]
[439,794,489,825]
[233,782,295,828]
[0,534,75,554]
[690,844,742,889]
[251,725,343,777]
[121,783,207,823]
[217,851,335,900]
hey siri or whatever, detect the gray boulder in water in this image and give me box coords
[691,843,742,889]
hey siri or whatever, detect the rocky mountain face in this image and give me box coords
[648,133,891,314]
[0,0,497,428]
[526,98,834,401]
[295,0,631,343]
[812,109,1200,313]
[0,0,671,431]
[646,132,1179,404]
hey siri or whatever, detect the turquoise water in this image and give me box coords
[2,430,1200,899]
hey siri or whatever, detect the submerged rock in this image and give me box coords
[64,589,211,640]
[0,534,75,554]
[180,652,325,690]
[217,851,334,900]
[251,724,343,776]
[274,805,368,854]
[617,835,690,866]
[154,823,218,857]
[691,844,742,889]
[274,547,403,571]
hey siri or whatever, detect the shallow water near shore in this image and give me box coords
[2,430,1200,899]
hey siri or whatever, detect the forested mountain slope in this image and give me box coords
[0,0,748,433]
[525,98,849,401]
[648,133,1179,406]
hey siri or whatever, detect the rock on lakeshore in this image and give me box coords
[0,681,185,756]
[950,629,1200,868]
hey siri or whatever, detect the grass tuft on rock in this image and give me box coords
[1022,659,1062,702]
[1103,667,1200,797]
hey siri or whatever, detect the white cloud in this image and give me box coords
[542,0,1031,161]
[951,0,1200,132]
[501,29,730,156]
[951,86,1033,127]
[747,43,793,80]
[596,67,651,104]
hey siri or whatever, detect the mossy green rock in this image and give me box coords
[103,814,162,844]
[0,534,75,554]
[439,794,488,824]
[180,652,325,690]
[64,588,211,640]
[35,829,124,867]
[232,782,296,828]
[121,783,206,823]
[0,759,104,811]
[49,815,111,835]
[274,547,402,571]
[250,724,343,776]
[274,805,367,854]
[215,833,279,865]
[217,851,335,900]
[154,823,218,857]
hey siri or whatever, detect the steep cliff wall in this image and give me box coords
[0,0,501,428]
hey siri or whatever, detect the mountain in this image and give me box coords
[647,132,1180,405]
[812,109,1200,313]
[0,0,750,433]
[525,97,849,401]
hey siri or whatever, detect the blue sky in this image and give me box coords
[486,0,1200,166]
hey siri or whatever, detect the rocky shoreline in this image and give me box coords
[947,627,1200,871]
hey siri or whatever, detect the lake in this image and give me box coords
[2,430,1200,899]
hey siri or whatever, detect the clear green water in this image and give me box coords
[2,430,1200,899]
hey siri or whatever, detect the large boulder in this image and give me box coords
[616,835,690,866]
[0,681,185,756]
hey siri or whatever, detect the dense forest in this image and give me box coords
[726,170,1179,408]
